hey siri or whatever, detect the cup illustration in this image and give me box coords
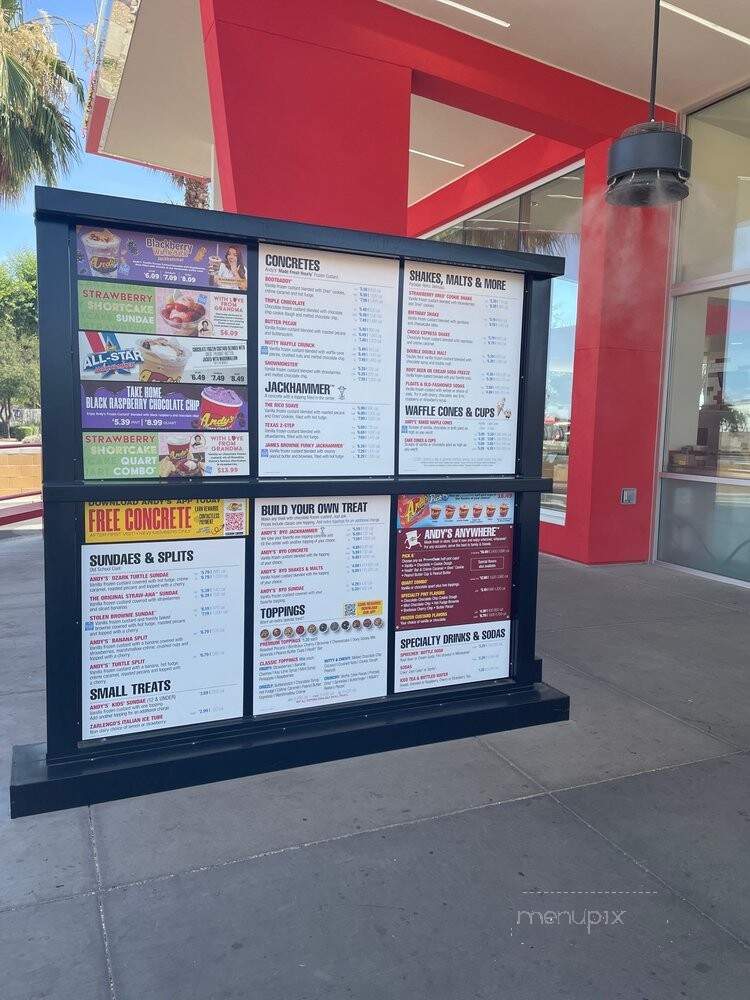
[445,504,456,519]
[139,338,189,383]
[458,505,469,519]
[198,387,244,430]
[81,228,121,276]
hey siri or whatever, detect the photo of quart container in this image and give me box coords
[198,388,244,430]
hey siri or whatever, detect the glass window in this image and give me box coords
[520,173,583,520]
[431,223,465,245]
[463,198,521,250]
[664,285,750,479]
[676,88,750,283]
[660,87,750,584]
[429,168,583,522]
[658,479,750,584]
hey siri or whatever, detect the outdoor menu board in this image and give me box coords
[398,262,524,475]
[258,246,399,476]
[23,188,565,816]
[395,493,514,691]
[253,496,390,714]
[81,535,246,738]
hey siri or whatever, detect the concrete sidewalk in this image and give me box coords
[1,522,748,999]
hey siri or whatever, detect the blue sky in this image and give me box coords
[0,1,178,260]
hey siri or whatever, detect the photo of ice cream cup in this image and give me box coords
[166,435,191,464]
[81,228,121,276]
[459,504,469,519]
[341,621,351,632]
[319,623,328,634]
[486,504,496,518]
[198,387,244,430]
[498,503,509,518]
[352,619,362,631]
[272,628,282,638]
[472,504,482,518]
[139,338,189,383]
[283,626,294,638]
[330,622,340,633]
[445,504,456,520]
[295,625,305,636]
[430,506,441,520]
[260,628,270,640]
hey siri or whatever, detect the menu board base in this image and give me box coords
[10,680,569,817]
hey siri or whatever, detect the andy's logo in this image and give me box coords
[83,331,142,377]
[398,495,429,530]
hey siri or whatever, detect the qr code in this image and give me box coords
[224,511,246,536]
[344,603,356,616]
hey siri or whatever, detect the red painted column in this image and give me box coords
[540,140,673,563]
[200,0,411,233]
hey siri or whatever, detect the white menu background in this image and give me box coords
[253,496,389,715]
[81,539,245,738]
[399,261,524,474]
[258,245,398,476]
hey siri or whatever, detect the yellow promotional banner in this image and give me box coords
[84,499,249,543]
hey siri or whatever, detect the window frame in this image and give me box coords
[652,85,750,572]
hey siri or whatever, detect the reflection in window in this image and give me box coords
[677,88,750,283]
[665,285,750,479]
[660,86,750,584]
[429,168,583,522]
[658,479,750,584]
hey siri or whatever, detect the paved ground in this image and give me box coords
[1,521,748,999]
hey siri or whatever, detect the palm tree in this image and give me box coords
[171,173,211,210]
[0,0,83,202]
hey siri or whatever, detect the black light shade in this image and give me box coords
[606,121,692,207]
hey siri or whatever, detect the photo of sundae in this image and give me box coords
[198,387,245,430]
[159,291,208,335]
[138,338,189,383]
[80,228,122,276]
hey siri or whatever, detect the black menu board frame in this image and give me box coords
[10,187,569,816]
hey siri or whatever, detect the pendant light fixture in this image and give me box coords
[606,0,692,206]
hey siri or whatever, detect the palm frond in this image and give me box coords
[0,6,82,201]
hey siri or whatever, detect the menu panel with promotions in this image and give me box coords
[395,493,514,692]
[399,262,524,475]
[76,228,249,481]
[253,496,390,715]
[258,246,398,476]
